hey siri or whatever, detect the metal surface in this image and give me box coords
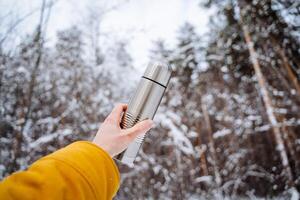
[115,62,172,166]
[143,62,172,87]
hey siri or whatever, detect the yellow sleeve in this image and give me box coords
[0,141,120,200]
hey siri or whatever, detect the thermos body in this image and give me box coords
[115,62,172,166]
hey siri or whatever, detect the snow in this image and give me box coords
[206,54,223,61]
[290,187,300,200]
[188,131,198,138]
[274,108,287,114]
[29,129,73,149]
[157,113,194,155]
[153,165,162,175]
[194,176,213,183]
[213,129,231,139]
[0,0,299,198]
[247,115,261,121]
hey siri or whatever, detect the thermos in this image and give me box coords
[115,62,172,166]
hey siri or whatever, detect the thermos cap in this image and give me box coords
[143,62,172,87]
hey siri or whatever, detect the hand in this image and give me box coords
[93,103,154,157]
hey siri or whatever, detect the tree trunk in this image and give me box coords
[279,116,300,172]
[201,97,222,186]
[195,122,209,176]
[277,45,300,95]
[261,43,292,92]
[241,24,294,185]
[21,0,47,135]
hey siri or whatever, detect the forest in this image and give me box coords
[0,0,299,199]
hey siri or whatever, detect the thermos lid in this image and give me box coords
[143,62,172,87]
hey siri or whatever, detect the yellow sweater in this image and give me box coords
[0,141,120,200]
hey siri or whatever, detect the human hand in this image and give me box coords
[93,103,154,157]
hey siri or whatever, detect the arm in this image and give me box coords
[0,141,119,200]
[0,104,154,200]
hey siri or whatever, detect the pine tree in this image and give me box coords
[202,0,300,194]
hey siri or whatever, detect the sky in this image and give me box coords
[0,0,211,69]
[99,0,211,68]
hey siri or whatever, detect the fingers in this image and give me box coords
[105,103,127,124]
[123,119,154,140]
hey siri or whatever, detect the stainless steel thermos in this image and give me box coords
[115,62,172,166]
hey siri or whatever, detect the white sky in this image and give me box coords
[0,0,211,68]
[99,0,211,67]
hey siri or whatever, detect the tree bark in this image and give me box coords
[201,97,222,186]
[277,45,300,95]
[195,122,209,176]
[241,24,294,185]
[20,0,51,135]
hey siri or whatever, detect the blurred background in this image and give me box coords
[0,0,299,199]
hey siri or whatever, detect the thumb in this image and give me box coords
[123,119,154,139]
